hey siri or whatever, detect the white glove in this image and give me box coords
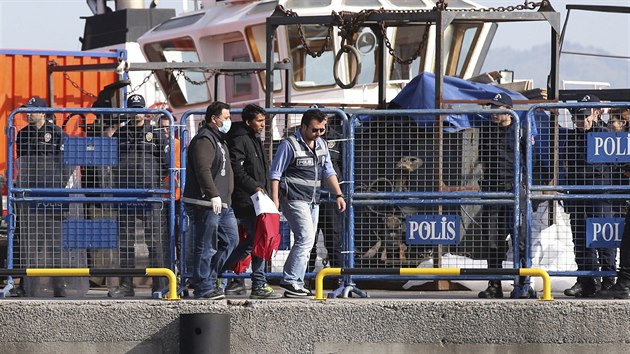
[211,196,222,215]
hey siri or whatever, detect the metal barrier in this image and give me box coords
[525,102,630,287]
[3,107,176,299]
[314,267,553,301]
[178,107,350,294]
[344,108,526,297]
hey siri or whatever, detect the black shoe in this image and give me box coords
[599,282,630,299]
[225,278,246,295]
[564,281,597,297]
[107,283,135,298]
[53,279,67,298]
[280,283,313,298]
[12,284,26,297]
[194,288,225,300]
[478,281,503,299]
[564,282,583,297]
[601,277,616,291]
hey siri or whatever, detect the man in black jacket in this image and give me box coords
[221,104,281,299]
[182,101,238,300]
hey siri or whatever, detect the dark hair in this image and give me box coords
[242,104,266,122]
[159,114,171,124]
[300,109,326,127]
[205,101,230,123]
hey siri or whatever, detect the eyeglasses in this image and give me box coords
[311,127,326,133]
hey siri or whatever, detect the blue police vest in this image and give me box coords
[283,135,328,203]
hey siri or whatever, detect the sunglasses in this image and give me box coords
[311,127,326,133]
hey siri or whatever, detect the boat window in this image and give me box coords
[443,23,482,77]
[153,13,204,32]
[287,24,336,88]
[245,24,282,92]
[247,1,278,15]
[285,0,332,8]
[224,39,260,103]
[355,27,379,85]
[143,37,210,107]
[389,25,428,81]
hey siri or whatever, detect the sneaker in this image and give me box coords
[194,288,226,300]
[280,283,313,298]
[599,282,630,299]
[478,281,503,299]
[250,284,282,299]
[225,278,246,295]
[107,283,135,298]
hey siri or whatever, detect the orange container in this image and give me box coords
[0,49,120,174]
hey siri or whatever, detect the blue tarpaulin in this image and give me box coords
[388,72,533,131]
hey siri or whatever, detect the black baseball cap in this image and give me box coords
[22,96,47,108]
[571,94,601,115]
[127,94,146,108]
[487,93,513,108]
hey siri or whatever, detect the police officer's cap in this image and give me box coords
[487,93,513,108]
[22,96,47,108]
[127,94,146,108]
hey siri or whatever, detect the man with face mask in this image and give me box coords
[562,94,615,298]
[183,101,238,300]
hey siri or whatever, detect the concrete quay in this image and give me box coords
[1,291,629,354]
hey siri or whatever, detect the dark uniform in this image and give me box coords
[15,121,70,296]
[561,126,615,296]
[111,122,169,294]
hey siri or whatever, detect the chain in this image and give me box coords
[276,1,550,64]
[279,6,334,58]
[128,72,154,94]
[61,71,97,98]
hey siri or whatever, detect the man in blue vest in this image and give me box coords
[182,101,238,300]
[270,109,346,297]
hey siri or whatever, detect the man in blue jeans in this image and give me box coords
[182,101,238,300]
[270,109,346,297]
[221,104,281,299]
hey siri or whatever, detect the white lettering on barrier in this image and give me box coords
[593,136,630,156]
[592,221,623,242]
[408,217,456,241]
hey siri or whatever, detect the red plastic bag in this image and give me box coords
[233,225,251,274]
[252,213,281,261]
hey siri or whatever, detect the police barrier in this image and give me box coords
[3,107,176,299]
[345,108,527,298]
[178,107,349,294]
[525,102,630,293]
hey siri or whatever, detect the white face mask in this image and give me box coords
[218,119,231,134]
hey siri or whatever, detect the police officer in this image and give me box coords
[15,96,68,297]
[269,109,346,298]
[562,94,615,297]
[16,96,64,158]
[108,94,169,297]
